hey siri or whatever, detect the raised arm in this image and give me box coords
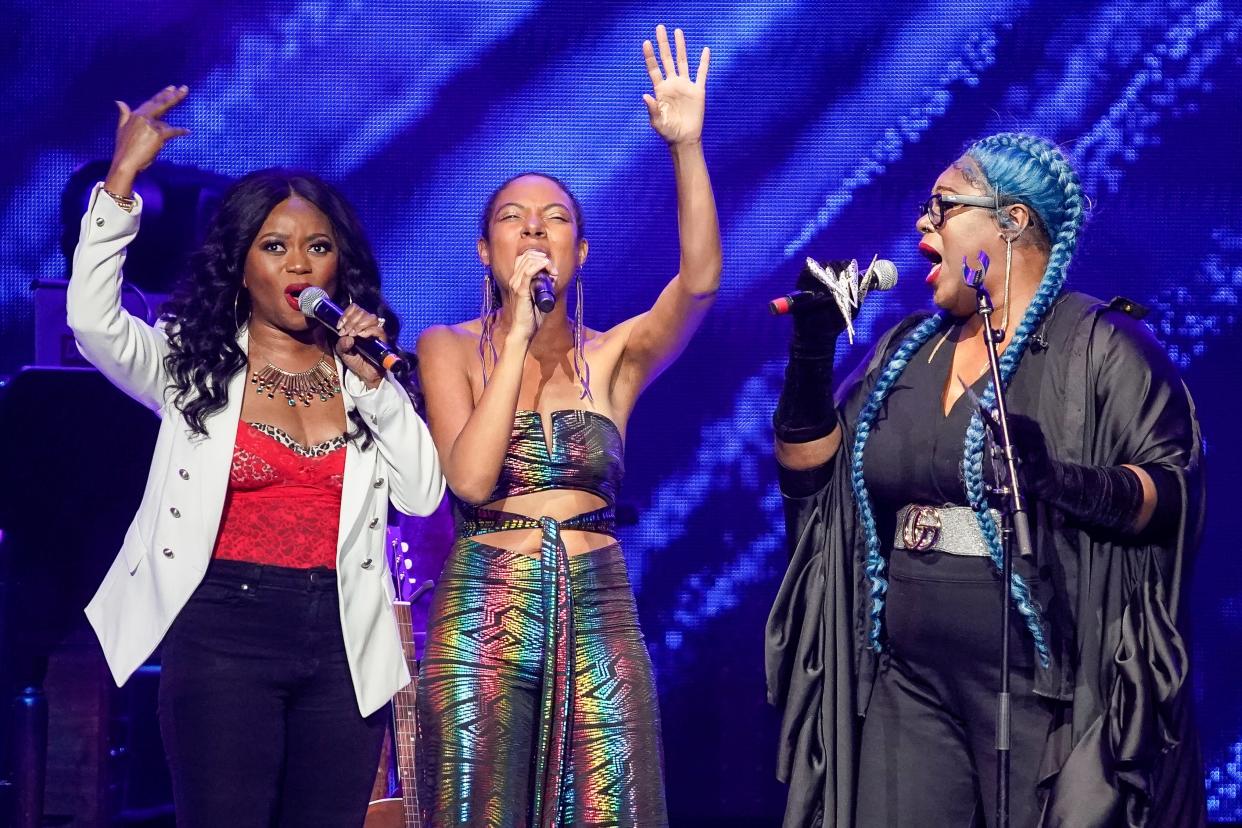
[66,85,191,411]
[613,26,721,408]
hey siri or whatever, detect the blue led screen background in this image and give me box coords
[2,1,1240,822]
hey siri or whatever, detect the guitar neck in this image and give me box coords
[391,600,421,827]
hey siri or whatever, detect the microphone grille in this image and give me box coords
[298,286,328,317]
[871,259,899,291]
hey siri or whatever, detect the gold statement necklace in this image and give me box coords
[250,358,341,407]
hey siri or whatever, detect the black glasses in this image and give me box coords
[918,193,998,228]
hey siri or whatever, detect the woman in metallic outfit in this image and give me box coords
[415,25,719,827]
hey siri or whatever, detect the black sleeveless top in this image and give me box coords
[862,330,991,513]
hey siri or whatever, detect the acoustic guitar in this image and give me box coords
[365,533,433,827]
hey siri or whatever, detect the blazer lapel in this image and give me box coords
[335,355,373,559]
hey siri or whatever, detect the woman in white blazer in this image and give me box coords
[68,85,444,826]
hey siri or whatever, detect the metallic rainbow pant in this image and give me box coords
[416,529,667,827]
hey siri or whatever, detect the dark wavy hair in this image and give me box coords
[160,168,413,438]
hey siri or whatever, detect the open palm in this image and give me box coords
[643,25,709,146]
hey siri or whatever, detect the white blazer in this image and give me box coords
[68,184,445,716]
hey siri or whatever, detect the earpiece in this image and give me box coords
[998,214,1028,243]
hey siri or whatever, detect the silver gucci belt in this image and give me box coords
[892,504,1001,558]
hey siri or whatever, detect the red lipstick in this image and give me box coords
[918,241,943,287]
[284,282,310,311]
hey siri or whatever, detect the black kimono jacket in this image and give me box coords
[765,292,1206,827]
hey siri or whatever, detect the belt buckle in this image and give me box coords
[901,506,942,552]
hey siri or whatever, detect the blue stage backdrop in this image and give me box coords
[2,1,1240,821]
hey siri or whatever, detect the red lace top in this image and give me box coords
[212,420,347,570]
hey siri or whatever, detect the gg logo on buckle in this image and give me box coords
[901,506,942,552]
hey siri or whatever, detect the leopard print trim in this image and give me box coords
[247,422,348,457]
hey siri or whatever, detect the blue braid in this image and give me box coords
[850,313,948,651]
[850,132,1086,662]
[960,133,1087,667]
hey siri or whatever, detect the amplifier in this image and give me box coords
[32,279,168,368]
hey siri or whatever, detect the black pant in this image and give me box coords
[855,549,1057,828]
[158,560,387,828]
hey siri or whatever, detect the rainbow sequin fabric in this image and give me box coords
[480,409,624,504]
[417,410,668,826]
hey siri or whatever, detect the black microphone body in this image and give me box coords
[532,272,556,313]
[769,290,836,314]
[298,287,408,377]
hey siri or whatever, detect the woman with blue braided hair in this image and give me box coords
[766,133,1205,827]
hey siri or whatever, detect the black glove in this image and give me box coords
[982,413,1146,534]
[772,259,851,444]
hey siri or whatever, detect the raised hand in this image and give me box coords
[504,249,556,343]
[794,259,853,344]
[642,25,709,146]
[106,85,191,196]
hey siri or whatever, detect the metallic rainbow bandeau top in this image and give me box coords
[452,409,625,537]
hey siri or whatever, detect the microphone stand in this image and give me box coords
[962,251,1036,828]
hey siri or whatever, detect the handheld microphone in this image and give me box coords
[298,287,409,377]
[532,272,556,313]
[768,258,898,316]
[769,291,832,315]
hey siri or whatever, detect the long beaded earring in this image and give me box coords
[573,268,592,402]
[479,266,499,384]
